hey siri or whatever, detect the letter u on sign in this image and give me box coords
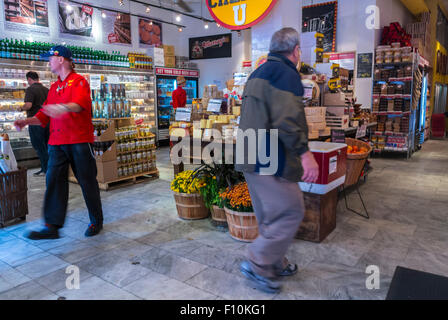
[233,4,247,26]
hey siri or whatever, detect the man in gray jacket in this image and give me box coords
[236,28,319,294]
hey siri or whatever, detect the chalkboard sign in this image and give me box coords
[302,1,338,52]
[331,129,346,143]
[357,53,373,78]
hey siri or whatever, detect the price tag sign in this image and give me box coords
[107,75,120,84]
[356,124,367,138]
[207,99,222,113]
[175,108,192,122]
[331,129,346,143]
[90,74,102,90]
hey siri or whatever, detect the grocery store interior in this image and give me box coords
[1,0,448,300]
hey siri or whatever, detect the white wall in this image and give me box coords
[375,0,414,45]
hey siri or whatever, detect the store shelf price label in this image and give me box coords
[207,99,222,113]
[90,75,102,90]
[206,0,278,30]
[175,108,192,122]
[107,75,120,84]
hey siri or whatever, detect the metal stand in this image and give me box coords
[342,160,370,219]
[342,183,369,219]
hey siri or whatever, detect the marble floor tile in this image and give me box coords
[0,261,32,294]
[0,231,17,244]
[35,267,94,293]
[185,267,277,300]
[0,239,45,266]
[402,249,448,277]
[15,254,70,279]
[76,252,152,288]
[0,281,55,300]
[187,245,246,276]
[48,241,104,264]
[104,240,154,260]
[123,271,217,300]
[135,249,208,282]
[56,276,139,300]
[155,238,206,257]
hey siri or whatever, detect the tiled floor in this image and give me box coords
[1,140,448,300]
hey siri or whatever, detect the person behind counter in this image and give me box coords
[14,45,104,240]
[19,71,49,176]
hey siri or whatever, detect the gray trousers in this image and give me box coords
[244,172,305,278]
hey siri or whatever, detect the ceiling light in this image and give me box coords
[176,15,181,22]
[102,12,106,18]
[216,23,221,28]
[146,6,151,13]
[118,0,124,6]
[204,22,209,29]
[178,27,183,32]
[149,21,153,25]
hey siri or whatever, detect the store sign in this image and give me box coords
[356,124,367,138]
[3,0,50,35]
[207,99,223,113]
[155,68,199,78]
[189,34,232,60]
[302,1,338,52]
[102,10,131,45]
[58,0,93,38]
[357,53,373,78]
[206,0,278,30]
[90,74,102,90]
[331,129,345,143]
[175,108,192,122]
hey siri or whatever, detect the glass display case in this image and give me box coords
[0,58,155,166]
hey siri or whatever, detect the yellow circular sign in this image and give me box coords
[206,0,278,30]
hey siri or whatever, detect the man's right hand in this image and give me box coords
[301,151,319,183]
[14,119,28,131]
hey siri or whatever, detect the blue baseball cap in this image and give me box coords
[40,45,73,60]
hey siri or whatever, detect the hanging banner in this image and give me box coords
[102,10,131,45]
[3,0,49,35]
[206,0,278,30]
[189,34,231,60]
[139,18,162,47]
[58,0,93,38]
[302,1,338,52]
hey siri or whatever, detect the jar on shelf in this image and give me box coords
[384,53,393,64]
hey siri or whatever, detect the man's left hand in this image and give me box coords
[42,104,69,118]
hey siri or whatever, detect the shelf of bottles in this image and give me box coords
[0,38,130,68]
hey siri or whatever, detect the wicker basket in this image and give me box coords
[344,138,372,187]
[173,192,210,220]
[0,168,28,227]
[211,205,228,227]
[224,207,258,242]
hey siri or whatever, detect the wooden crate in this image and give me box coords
[295,188,338,243]
[0,168,28,227]
[326,115,350,129]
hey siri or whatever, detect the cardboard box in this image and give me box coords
[324,92,346,106]
[96,160,118,183]
[163,45,175,56]
[95,141,117,163]
[164,56,175,68]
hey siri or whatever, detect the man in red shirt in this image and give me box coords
[14,46,103,240]
[171,76,187,109]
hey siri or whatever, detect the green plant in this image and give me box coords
[199,175,224,209]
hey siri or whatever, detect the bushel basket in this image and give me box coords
[0,168,28,227]
[173,192,210,220]
[344,138,372,187]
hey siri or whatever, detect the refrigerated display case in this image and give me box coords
[155,67,199,142]
[0,58,156,167]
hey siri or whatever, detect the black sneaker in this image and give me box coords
[240,261,281,294]
[33,170,45,176]
[85,224,102,237]
[26,224,59,240]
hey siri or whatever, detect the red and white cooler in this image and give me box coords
[299,141,347,194]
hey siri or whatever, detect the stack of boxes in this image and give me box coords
[163,45,175,68]
[300,32,324,67]
[406,12,431,59]
[305,107,327,139]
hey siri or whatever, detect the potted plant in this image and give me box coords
[191,163,244,227]
[220,182,258,242]
[170,170,209,220]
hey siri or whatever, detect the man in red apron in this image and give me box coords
[14,46,103,239]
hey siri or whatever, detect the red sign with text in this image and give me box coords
[155,68,199,78]
[82,5,93,16]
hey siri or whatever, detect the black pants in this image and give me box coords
[44,143,103,228]
[29,125,49,172]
